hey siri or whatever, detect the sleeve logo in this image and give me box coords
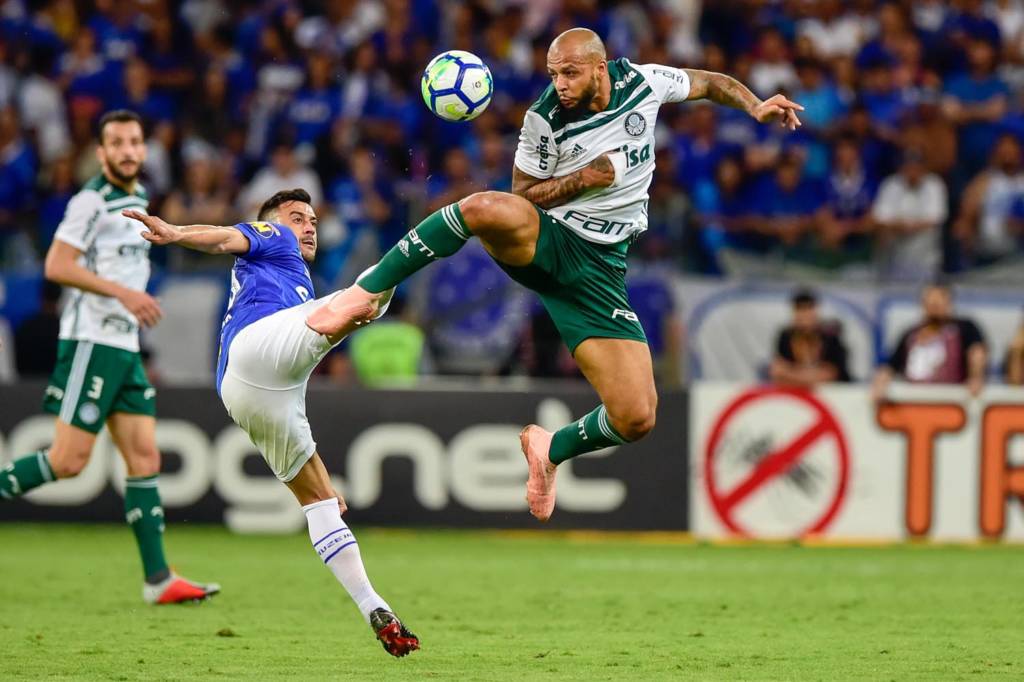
[250,221,279,237]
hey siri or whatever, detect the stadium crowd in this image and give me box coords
[3,0,1024,383]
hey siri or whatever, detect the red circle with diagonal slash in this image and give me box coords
[704,386,850,537]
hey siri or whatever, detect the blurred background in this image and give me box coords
[2,0,1024,540]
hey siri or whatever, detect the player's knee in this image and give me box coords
[610,404,657,442]
[125,447,161,477]
[48,445,92,479]
[458,191,518,233]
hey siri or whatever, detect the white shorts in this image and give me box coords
[219,297,337,482]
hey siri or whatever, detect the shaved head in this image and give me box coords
[548,28,606,64]
[546,28,609,112]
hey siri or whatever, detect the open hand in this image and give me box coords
[753,94,804,131]
[123,209,181,246]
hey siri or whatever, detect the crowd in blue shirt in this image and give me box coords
[3,0,1024,284]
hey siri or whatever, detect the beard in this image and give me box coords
[925,314,949,326]
[106,160,139,185]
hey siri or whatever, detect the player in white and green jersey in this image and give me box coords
[0,110,217,604]
[303,28,803,522]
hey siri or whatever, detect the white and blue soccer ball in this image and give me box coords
[421,50,493,122]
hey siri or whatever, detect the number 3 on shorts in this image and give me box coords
[87,376,104,400]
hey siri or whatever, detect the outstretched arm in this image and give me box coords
[683,69,803,131]
[123,210,250,255]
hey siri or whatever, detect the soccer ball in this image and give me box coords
[421,51,493,122]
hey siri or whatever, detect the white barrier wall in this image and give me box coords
[689,382,1024,542]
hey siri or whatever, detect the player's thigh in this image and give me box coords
[220,376,318,484]
[285,454,345,511]
[458,191,540,267]
[574,337,657,423]
[107,412,160,477]
[48,419,99,479]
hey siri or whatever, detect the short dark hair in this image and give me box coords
[97,109,143,142]
[257,188,312,221]
[792,288,818,308]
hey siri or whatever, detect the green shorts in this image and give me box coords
[497,206,647,353]
[42,339,156,433]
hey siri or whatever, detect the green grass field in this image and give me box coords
[1,524,1022,681]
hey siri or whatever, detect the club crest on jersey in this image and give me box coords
[250,221,279,238]
[624,112,646,137]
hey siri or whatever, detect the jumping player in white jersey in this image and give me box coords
[123,189,418,658]
[305,28,804,523]
[0,109,217,604]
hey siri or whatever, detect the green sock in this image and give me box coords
[124,475,170,583]
[0,450,55,500]
[358,203,470,293]
[549,405,629,465]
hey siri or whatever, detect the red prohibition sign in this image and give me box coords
[704,386,851,537]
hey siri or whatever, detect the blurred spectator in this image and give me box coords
[815,136,876,265]
[871,149,947,283]
[141,12,195,98]
[792,58,845,175]
[749,28,799,98]
[87,0,143,64]
[57,27,106,99]
[162,150,236,242]
[943,0,1001,48]
[0,40,15,109]
[912,0,950,35]
[643,160,689,264]
[286,53,340,148]
[294,0,384,58]
[184,65,237,147]
[36,155,76,248]
[872,282,988,400]
[674,104,740,193]
[238,137,323,217]
[426,148,483,213]
[0,107,38,246]
[953,133,1024,267]
[477,131,512,192]
[770,289,851,387]
[942,38,1010,175]
[842,102,896,181]
[14,279,61,378]
[111,58,174,126]
[695,156,761,267]
[900,97,958,177]
[17,47,71,164]
[325,146,397,285]
[750,153,822,252]
[797,0,866,59]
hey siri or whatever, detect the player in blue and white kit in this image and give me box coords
[123,189,418,658]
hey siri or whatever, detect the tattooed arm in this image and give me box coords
[512,153,616,209]
[683,69,803,130]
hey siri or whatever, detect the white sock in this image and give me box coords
[302,498,390,623]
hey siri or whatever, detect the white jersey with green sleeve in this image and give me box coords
[514,58,691,244]
[54,174,151,352]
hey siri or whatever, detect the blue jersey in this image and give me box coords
[216,221,315,393]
